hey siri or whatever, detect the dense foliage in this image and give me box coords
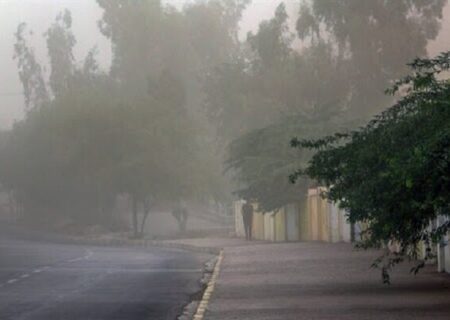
[227,118,310,212]
[223,1,445,212]
[291,52,450,280]
[0,1,249,235]
[297,0,446,120]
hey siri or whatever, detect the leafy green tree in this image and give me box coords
[112,71,204,237]
[96,0,249,211]
[0,71,120,225]
[220,0,446,215]
[45,9,76,97]
[247,3,292,69]
[291,52,450,282]
[3,1,250,234]
[204,3,294,148]
[4,5,233,235]
[13,23,49,110]
[221,5,351,211]
[297,0,446,121]
[182,0,248,68]
[227,118,313,212]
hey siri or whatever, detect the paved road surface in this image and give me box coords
[0,231,210,320]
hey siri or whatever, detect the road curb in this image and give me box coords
[148,241,221,255]
[192,249,224,320]
[7,224,230,255]
[56,235,222,255]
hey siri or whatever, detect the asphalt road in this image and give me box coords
[0,231,211,320]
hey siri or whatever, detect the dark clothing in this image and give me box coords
[242,203,254,240]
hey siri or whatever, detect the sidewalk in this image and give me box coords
[203,241,450,320]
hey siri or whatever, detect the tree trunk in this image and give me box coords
[180,215,187,232]
[132,196,138,238]
[7,191,16,218]
[139,197,152,237]
[140,211,149,237]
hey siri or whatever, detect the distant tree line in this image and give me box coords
[0,1,249,236]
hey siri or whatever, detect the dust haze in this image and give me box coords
[0,0,448,238]
[1,1,450,319]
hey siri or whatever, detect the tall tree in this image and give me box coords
[96,0,249,205]
[219,4,350,210]
[221,0,446,213]
[5,5,228,234]
[13,23,49,111]
[297,0,446,120]
[45,9,76,97]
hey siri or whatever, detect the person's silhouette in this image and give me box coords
[242,200,254,240]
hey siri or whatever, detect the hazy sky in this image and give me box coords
[0,0,449,129]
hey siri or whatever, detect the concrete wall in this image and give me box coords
[264,213,275,241]
[234,200,245,238]
[436,216,450,274]
[275,208,286,242]
[233,189,352,243]
[340,210,352,242]
[308,189,319,241]
[234,195,449,274]
[330,203,340,243]
[299,197,310,241]
[252,210,265,240]
[445,232,450,274]
[304,188,352,243]
[286,203,299,241]
[305,187,351,243]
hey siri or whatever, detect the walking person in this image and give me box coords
[242,200,254,240]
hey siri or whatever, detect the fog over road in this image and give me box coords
[0,230,210,320]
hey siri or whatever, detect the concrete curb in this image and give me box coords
[6,224,225,255]
[148,241,221,255]
[44,234,222,255]
[192,249,224,320]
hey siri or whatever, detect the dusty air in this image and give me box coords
[0,1,449,319]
